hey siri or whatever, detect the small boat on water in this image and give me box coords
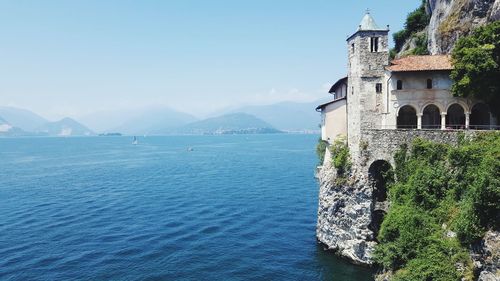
[187,147,194,152]
[132,136,138,145]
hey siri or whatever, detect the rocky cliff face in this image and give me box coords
[316,159,376,265]
[472,231,500,281]
[426,0,500,54]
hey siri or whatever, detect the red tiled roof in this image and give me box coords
[386,55,453,72]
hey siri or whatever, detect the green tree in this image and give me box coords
[392,0,430,53]
[374,134,500,280]
[451,21,500,115]
[316,138,328,164]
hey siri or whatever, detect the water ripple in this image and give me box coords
[0,135,374,281]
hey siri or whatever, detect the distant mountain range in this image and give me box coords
[221,100,326,131]
[0,107,93,137]
[0,99,326,137]
[78,107,198,134]
[0,106,48,131]
[0,116,27,137]
[174,113,281,135]
[35,117,93,136]
[112,108,198,135]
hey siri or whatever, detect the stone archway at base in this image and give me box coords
[367,160,394,240]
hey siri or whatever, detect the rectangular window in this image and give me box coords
[427,79,433,89]
[370,37,379,52]
[375,83,382,93]
[351,43,355,52]
[397,80,403,90]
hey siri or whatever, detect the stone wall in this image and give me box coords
[353,129,477,172]
[317,129,480,265]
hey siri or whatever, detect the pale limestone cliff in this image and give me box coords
[426,0,500,54]
[316,160,376,265]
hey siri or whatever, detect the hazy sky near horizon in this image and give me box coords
[0,0,420,120]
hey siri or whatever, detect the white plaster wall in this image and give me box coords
[322,100,347,142]
[384,71,473,129]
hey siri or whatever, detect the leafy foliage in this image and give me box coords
[393,30,409,53]
[392,0,430,53]
[374,133,500,280]
[329,136,351,177]
[450,21,500,115]
[316,138,328,164]
[409,33,429,55]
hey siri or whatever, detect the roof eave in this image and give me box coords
[315,96,347,111]
[329,76,348,93]
[386,68,453,73]
[346,29,388,41]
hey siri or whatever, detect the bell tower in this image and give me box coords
[346,11,389,159]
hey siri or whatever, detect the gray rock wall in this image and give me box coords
[317,129,480,265]
[316,159,376,265]
[427,0,500,55]
[472,231,500,281]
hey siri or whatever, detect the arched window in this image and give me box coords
[370,37,379,52]
[422,104,441,129]
[397,105,417,129]
[396,80,403,90]
[426,79,432,89]
[446,104,465,129]
[470,103,491,130]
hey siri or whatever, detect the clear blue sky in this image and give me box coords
[0,0,420,119]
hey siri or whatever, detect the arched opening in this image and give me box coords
[470,103,491,130]
[396,80,403,90]
[397,105,417,129]
[368,160,394,240]
[446,104,465,129]
[426,79,432,89]
[422,104,441,129]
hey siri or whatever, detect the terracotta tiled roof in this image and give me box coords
[386,55,453,72]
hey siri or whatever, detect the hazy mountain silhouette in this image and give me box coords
[0,106,49,131]
[36,117,94,136]
[111,108,198,135]
[216,100,328,131]
[175,113,281,135]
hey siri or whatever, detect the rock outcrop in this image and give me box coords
[426,0,500,54]
[472,231,500,281]
[316,159,376,265]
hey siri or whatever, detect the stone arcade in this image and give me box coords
[315,11,497,264]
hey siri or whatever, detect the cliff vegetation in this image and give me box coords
[395,0,499,56]
[451,21,500,115]
[391,0,430,58]
[374,133,500,280]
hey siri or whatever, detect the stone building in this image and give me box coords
[315,11,498,265]
[316,11,497,147]
[315,77,347,142]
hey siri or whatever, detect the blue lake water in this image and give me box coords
[0,135,373,280]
